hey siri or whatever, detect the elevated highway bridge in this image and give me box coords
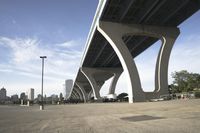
[68,0,200,103]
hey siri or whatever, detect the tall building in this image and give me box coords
[0,87,7,101]
[59,93,63,101]
[37,94,42,101]
[63,79,73,100]
[20,92,26,100]
[11,94,19,103]
[51,94,58,104]
[27,88,34,101]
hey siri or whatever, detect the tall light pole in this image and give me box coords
[40,56,47,110]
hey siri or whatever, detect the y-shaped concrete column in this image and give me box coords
[81,67,122,100]
[98,21,180,102]
[74,87,83,101]
[75,82,87,103]
[80,67,102,100]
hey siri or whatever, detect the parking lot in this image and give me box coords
[0,99,200,133]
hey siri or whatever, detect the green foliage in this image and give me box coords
[194,91,200,98]
[117,93,128,102]
[171,70,200,93]
[117,93,128,99]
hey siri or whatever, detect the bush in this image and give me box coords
[194,91,200,98]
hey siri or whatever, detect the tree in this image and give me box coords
[171,70,200,92]
[117,93,128,102]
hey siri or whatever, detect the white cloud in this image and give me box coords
[56,39,83,48]
[0,36,82,96]
[0,37,47,63]
[0,69,13,73]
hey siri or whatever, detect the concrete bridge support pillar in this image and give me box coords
[108,71,122,95]
[75,82,87,103]
[80,67,102,100]
[145,36,180,99]
[81,67,122,101]
[74,87,83,101]
[70,93,75,99]
[98,22,145,103]
[98,21,179,103]
[72,90,79,99]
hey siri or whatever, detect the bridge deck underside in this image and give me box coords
[82,0,200,68]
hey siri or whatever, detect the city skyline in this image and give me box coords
[0,0,200,96]
[0,86,63,99]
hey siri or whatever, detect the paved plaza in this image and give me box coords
[0,99,200,133]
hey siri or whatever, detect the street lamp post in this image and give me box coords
[40,56,47,110]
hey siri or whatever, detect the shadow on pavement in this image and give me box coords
[121,115,165,122]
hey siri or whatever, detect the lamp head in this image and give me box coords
[40,56,47,58]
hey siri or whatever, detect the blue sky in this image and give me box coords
[0,0,200,97]
[0,0,98,96]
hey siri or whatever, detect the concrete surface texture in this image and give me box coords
[0,99,200,133]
